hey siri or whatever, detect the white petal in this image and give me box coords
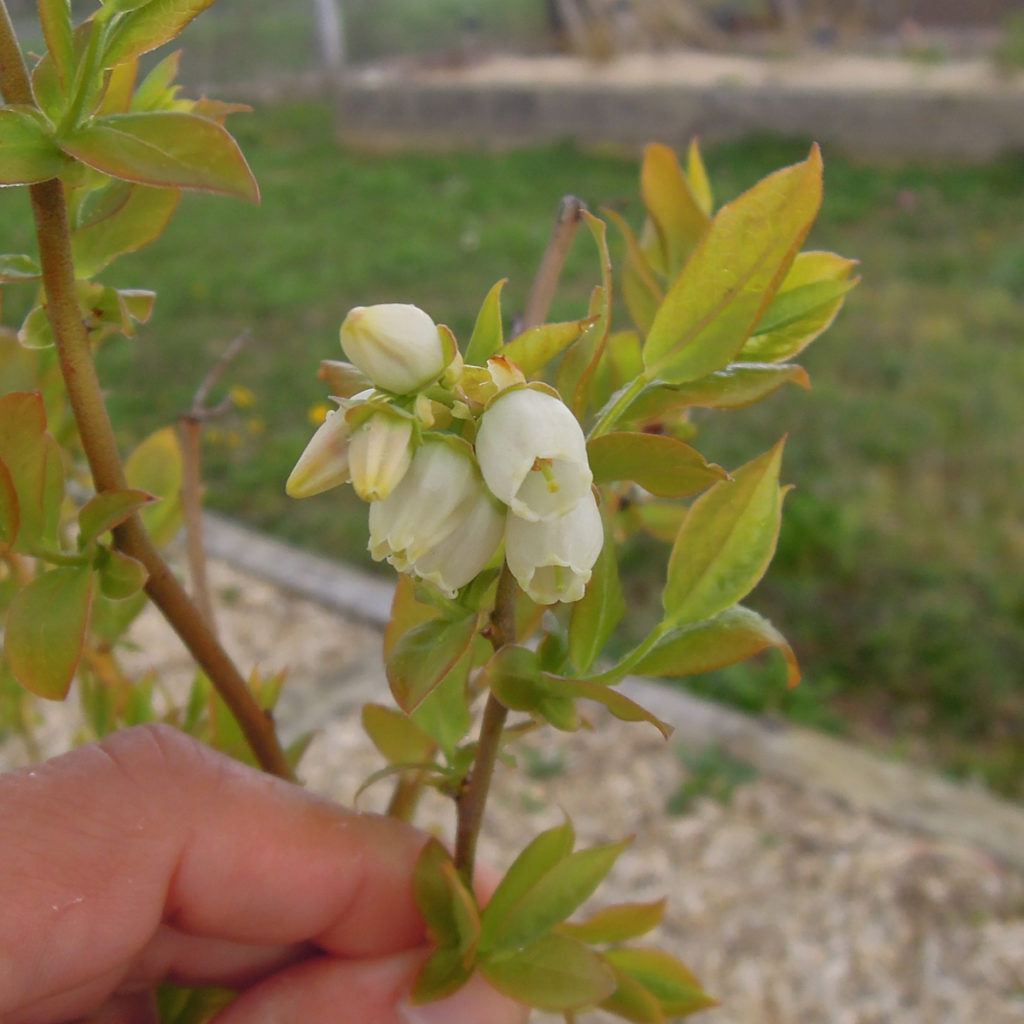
[476,387,592,521]
[348,413,413,502]
[505,493,604,604]
[285,409,352,498]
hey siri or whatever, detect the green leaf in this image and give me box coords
[383,573,439,659]
[414,839,480,953]
[96,56,139,116]
[479,643,542,712]
[663,438,787,625]
[386,614,477,712]
[411,945,474,1005]
[78,487,156,545]
[542,675,673,738]
[686,137,713,216]
[61,112,259,201]
[0,107,64,185]
[97,546,148,600]
[742,250,859,363]
[627,363,810,420]
[568,518,624,672]
[0,392,63,553]
[559,899,666,944]
[480,836,631,954]
[643,146,824,384]
[479,821,575,950]
[603,949,717,1016]
[38,0,74,90]
[410,652,473,761]
[361,703,435,766]
[124,426,183,545]
[18,306,54,349]
[557,211,613,416]
[636,605,800,687]
[0,254,41,282]
[481,932,616,1011]
[601,965,666,1023]
[103,0,220,66]
[603,207,663,334]
[640,142,709,281]
[500,316,595,378]
[72,183,181,277]
[588,432,728,498]
[5,566,95,700]
[131,49,183,111]
[0,456,20,553]
[464,278,507,364]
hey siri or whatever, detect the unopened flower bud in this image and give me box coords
[348,409,415,502]
[505,491,603,604]
[340,303,449,395]
[285,405,354,498]
[476,386,592,522]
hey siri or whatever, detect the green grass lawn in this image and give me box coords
[2,101,1022,796]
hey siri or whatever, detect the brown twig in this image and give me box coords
[521,195,586,331]
[0,8,293,780]
[177,333,250,636]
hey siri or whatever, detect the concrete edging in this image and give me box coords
[203,512,1024,871]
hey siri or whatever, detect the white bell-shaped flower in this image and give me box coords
[348,409,414,502]
[340,303,449,395]
[285,406,353,498]
[368,436,504,597]
[475,386,592,522]
[505,491,604,604]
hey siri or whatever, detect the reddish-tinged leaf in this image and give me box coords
[78,488,156,545]
[604,949,717,1016]
[588,432,728,498]
[124,427,182,545]
[386,614,477,712]
[636,605,800,688]
[481,932,616,1011]
[500,317,596,378]
[5,566,95,700]
[479,821,575,951]
[641,142,709,281]
[543,675,673,739]
[0,108,64,185]
[0,456,20,553]
[103,0,221,67]
[601,966,666,1023]
[384,574,439,660]
[627,363,810,422]
[465,278,507,365]
[643,147,824,384]
[481,837,632,953]
[663,438,787,625]
[61,112,259,202]
[38,0,74,90]
[96,58,139,116]
[560,899,666,944]
[414,839,480,953]
[603,207,663,334]
[73,183,180,278]
[0,392,63,553]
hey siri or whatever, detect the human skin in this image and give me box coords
[0,724,527,1024]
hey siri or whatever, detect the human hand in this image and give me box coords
[0,724,527,1024]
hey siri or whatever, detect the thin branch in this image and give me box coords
[521,195,586,331]
[0,9,293,780]
[177,333,250,636]
[454,564,518,881]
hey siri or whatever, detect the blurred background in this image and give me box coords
[1,1,1022,798]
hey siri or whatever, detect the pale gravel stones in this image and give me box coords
[2,558,1022,1023]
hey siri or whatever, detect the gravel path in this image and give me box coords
[4,558,1023,1023]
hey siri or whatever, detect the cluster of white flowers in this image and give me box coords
[287,303,603,604]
